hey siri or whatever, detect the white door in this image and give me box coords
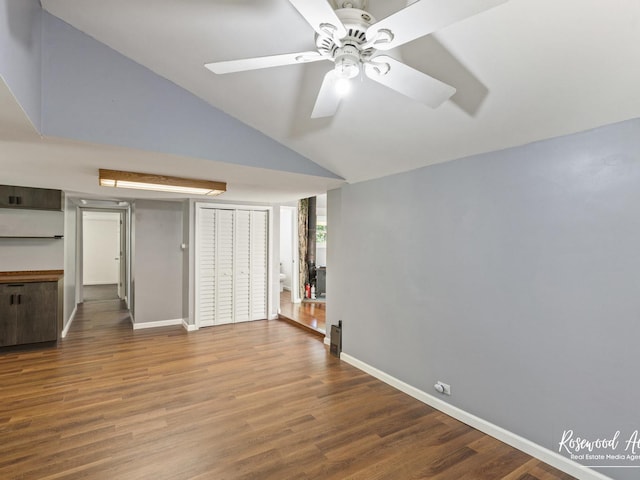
[250,210,268,320]
[215,209,235,325]
[82,211,120,286]
[197,208,216,327]
[196,206,269,327]
[234,210,251,323]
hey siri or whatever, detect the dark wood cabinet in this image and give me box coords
[0,281,58,347]
[0,185,63,211]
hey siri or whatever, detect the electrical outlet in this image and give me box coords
[435,381,451,396]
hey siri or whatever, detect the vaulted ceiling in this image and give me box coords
[2,0,640,201]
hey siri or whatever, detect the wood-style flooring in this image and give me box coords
[82,283,119,302]
[279,289,326,337]
[0,300,575,480]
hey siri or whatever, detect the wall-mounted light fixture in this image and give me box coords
[99,169,226,196]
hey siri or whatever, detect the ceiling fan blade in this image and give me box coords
[367,0,507,50]
[205,51,327,74]
[364,56,456,108]
[311,70,342,118]
[288,0,347,39]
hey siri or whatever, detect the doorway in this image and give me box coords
[77,205,131,306]
[279,205,300,304]
[278,197,326,336]
[82,211,121,301]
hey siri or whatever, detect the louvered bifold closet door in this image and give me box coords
[250,210,268,320]
[234,210,251,323]
[215,209,235,325]
[198,208,216,327]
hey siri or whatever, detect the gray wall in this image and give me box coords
[62,196,77,327]
[39,12,338,179]
[182,200,192,323]
[132,200,184,324]
[2,2,338,179]
[0,0,42,130]
[328,117,640,480]
[325,188,343,339]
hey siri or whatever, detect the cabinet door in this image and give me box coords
[16,282,58,344]
[12,186,63,211]
[0,185,17,208]
[0,285,18,347]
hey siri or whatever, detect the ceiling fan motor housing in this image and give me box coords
[315,7,376,61]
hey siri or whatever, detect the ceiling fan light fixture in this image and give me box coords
[334,44,361,79]
[335,77,352,96]
[335,60,359,79]
[98,169,226,196]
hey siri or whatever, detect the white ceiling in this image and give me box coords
[37,0,640,186]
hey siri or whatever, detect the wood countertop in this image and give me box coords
[0,270,64,284]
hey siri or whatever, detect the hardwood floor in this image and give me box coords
[82,284,119,302]
[279,289,326,337]
[0,301,575,480]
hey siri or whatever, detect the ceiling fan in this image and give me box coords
[205,0,507,118]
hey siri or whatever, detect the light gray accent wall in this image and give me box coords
[325,188,343,339]
[330,118,640,480]
[132,200,183,323]
[63,196,77,326]
[182,200,191,323]
[0,0,42,130]
[39,12,340,180]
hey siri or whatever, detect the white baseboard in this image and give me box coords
[132,318,184,330]
[340,353,611,480]
[324,336,330,346]
[268,313,279,320]
[182,319,198,332]
[61,305,78,338]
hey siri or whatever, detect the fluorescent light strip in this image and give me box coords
[98,169,226,196]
